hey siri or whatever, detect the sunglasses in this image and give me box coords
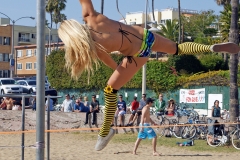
[76,102,79,103]
[119,97,123,98]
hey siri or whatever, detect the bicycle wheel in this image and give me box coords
[181,125,197,139]
[206,133,222,147]
[232,129,240,150]
[172,123,184,138]
[155,118,170,138]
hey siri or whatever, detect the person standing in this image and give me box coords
[212,100,221,117]
[61,94,74,112]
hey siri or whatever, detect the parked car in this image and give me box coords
[16,80,37,94]
[26,76,51,89]
[0,78,23,94]
[17,80,50,94]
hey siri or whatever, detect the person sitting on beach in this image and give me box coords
[165,99,175,116]
[0,97,13,110]
[126,96,139,126]
[74,99,89,113]
[133,98,160,156]
[126,94,147,126]
[58,0,240,151]
[113,95,127,127]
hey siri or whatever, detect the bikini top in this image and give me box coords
[88,22,141,67]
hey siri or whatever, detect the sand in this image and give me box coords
[0,132,239,160]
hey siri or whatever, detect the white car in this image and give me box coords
[0,78,23,94]
[16,80,49,94]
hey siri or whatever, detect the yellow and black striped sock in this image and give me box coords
[175,42,211,55]
[99,89,117,137]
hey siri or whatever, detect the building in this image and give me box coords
[0,24,11,77]
[0,17,59,78]
[14,42,64,77]
[125,8,198,25]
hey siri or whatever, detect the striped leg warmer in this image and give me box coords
[175,42,211,55]
[99,86,117,137]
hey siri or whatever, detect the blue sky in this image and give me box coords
[0,0,224,27]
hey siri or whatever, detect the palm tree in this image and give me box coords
[45,0,55,28]
[178,0,182,44]
[228,0,239,123]
[159,19,179,41]
[101,0,104,14]
[215,0,231,5]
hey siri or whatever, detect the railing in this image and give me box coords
[0,94,62,160]
[18,37,30,42]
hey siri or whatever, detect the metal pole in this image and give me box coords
[36,0,46,159]
[11,22,15,78]
[49,29,51,55]
[47,96,50,160]
[178,0,181,44]
[142,0,148,94]
[21,96,25,160]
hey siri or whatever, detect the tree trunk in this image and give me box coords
[101,0,104,14]
[224,53,228,63]
[229,0,239,123]
[152,0,155,21]
[178,0,182,44]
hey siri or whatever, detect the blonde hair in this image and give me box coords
[58,19,100,79]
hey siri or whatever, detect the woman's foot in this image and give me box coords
[95,128,115,151]
[210,42,240,54]
[153,152,161,156]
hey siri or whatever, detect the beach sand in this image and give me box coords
[0,132,239,160]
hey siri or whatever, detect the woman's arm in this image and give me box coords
[96,51,118,70]
[79,0,96,18]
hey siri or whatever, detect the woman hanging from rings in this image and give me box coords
[58,0,240,151]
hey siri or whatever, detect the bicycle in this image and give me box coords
[155,112,182,138]
[206,117,240,150]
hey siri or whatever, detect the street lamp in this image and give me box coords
[0,12,35,78]
[46,26,51,55]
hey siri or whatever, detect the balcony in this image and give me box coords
[18,37,31,45]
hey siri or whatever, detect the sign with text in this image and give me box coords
[179,88,205,103]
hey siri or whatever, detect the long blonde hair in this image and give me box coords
[58,19,99,80]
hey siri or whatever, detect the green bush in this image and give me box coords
[167,54,204,75]
[46,50,177,92]
[199,54,228,71]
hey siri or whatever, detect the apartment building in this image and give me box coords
[125,8,198,25]
[15,42,64,77]
[0,24,11,77]
[0,17,59,78]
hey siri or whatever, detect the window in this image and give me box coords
[34,49,37,56]
[17,63,22,70]
[32,34,36,39]
[26,49,32,57]
[17,50,22,57]
[0,53,3,61]
[0,70,10,78]
[26,63,32,70]
[0,36,2,45]
[3,37,10,45]
[34,62,37,69]
[0,53,9,62]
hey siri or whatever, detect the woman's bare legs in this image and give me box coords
[95,57,148,151]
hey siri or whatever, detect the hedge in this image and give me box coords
[46,50,178,92]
